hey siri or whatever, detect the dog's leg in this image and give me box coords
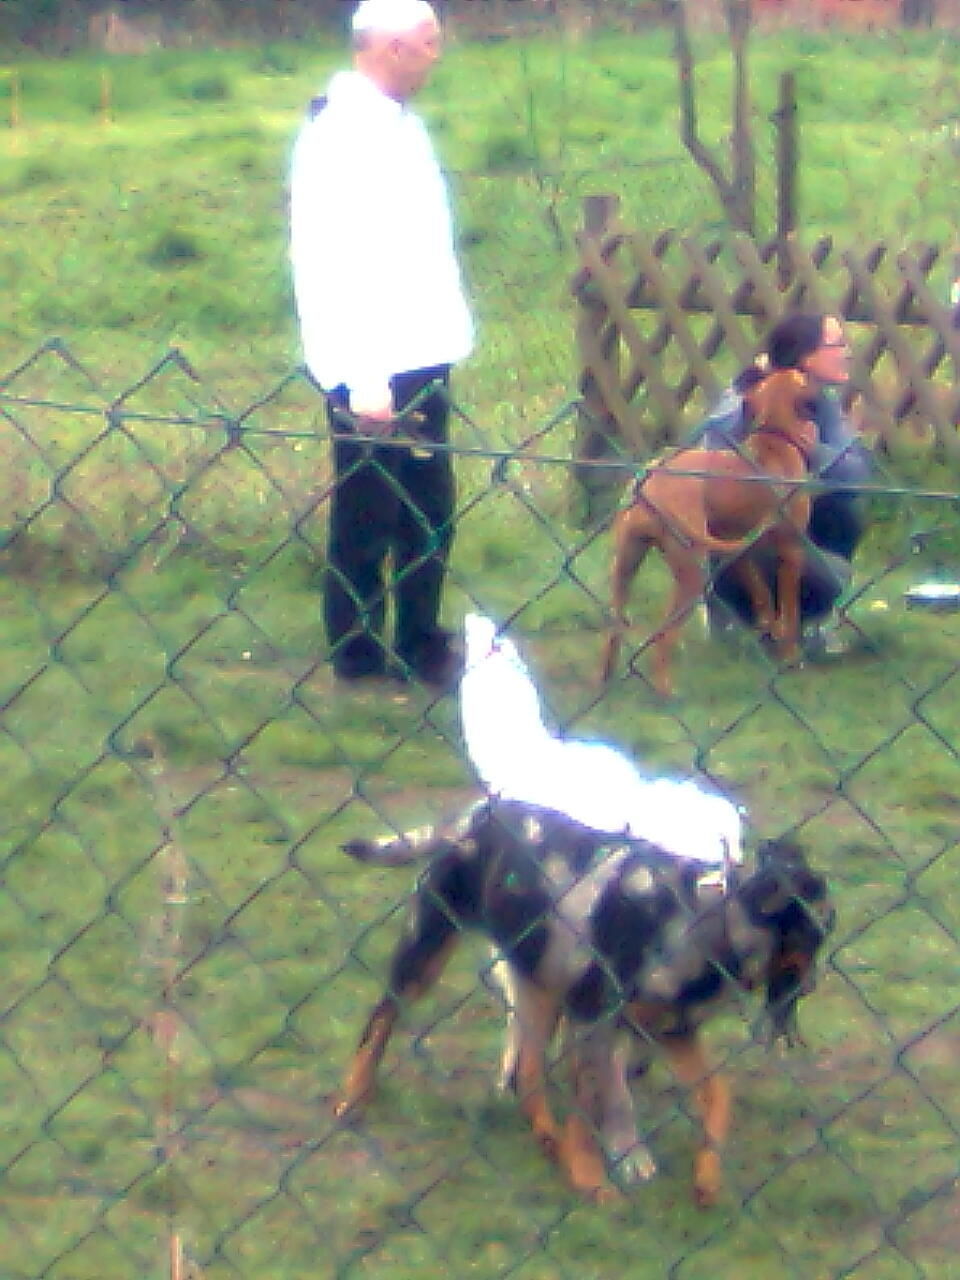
[600,516,650,684]
[506,975,563,1161]
[334,994,403,1119]
[486,956,521,1093]
[557,1022,622,1203]
[601,1036,657,1186]
[650,540,705,698]
[731,555,777,639]
[334,899,461,1118]
[662,1034,731,1208]
[769,502,810,663]
[770,539,805,663]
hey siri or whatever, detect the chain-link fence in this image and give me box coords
[2,344,959,1279]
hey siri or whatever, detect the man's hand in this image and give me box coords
[354,411,396,438]
[349,387,395,436]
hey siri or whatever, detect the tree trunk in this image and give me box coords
[665,0,757,237]
[727,0,756,237]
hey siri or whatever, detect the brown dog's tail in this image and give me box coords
[342,824,453,868]
[634,493,752,556]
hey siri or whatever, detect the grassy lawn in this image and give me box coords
[3,456,960,1278]
[1,24,959,394]
[2,23,960,1280]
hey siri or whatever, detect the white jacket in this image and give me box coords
[289,70,474,408]
[460,614,744,866]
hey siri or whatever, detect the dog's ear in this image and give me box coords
[749,840,809,912]
[756,839,829,899]
[786,370,816,420]
[756,837,808,870]
[799,395,818,418]
[750,873,793,918]
[750,368,817,431]
[750,840,833,930]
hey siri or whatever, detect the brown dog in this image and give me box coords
[599,369,819,696]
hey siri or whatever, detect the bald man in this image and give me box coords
[289,0,474,690]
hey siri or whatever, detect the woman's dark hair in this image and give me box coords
[733,312,827,393]
[766,312,828,370]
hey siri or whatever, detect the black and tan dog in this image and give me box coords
[334,799,833,1206]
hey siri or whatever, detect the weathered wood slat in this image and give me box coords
[571,201,960,510]
[889,255,960,434]
[579,234,682,443]
[628,235,723,405]
[680,239,757,370]
[845,250,959,457]
[729,236,784,325]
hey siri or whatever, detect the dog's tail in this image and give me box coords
[639,495,757,556]
[342,824,452,868]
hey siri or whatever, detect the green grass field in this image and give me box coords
[2,23,960,1280]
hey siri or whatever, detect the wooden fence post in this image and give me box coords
[571,194,626,528]
[774,70,798,288]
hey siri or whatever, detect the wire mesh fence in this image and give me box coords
[2,344,960,1279]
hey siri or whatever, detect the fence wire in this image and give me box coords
[2,343,959,1280]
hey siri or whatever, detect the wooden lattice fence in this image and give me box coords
[571,193,960,518]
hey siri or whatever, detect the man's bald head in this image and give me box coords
[351,0,442,101]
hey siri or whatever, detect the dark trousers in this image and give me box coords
[323,366,455,677]
[709,491,864,626]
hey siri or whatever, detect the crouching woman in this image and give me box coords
[703,312,872,651]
